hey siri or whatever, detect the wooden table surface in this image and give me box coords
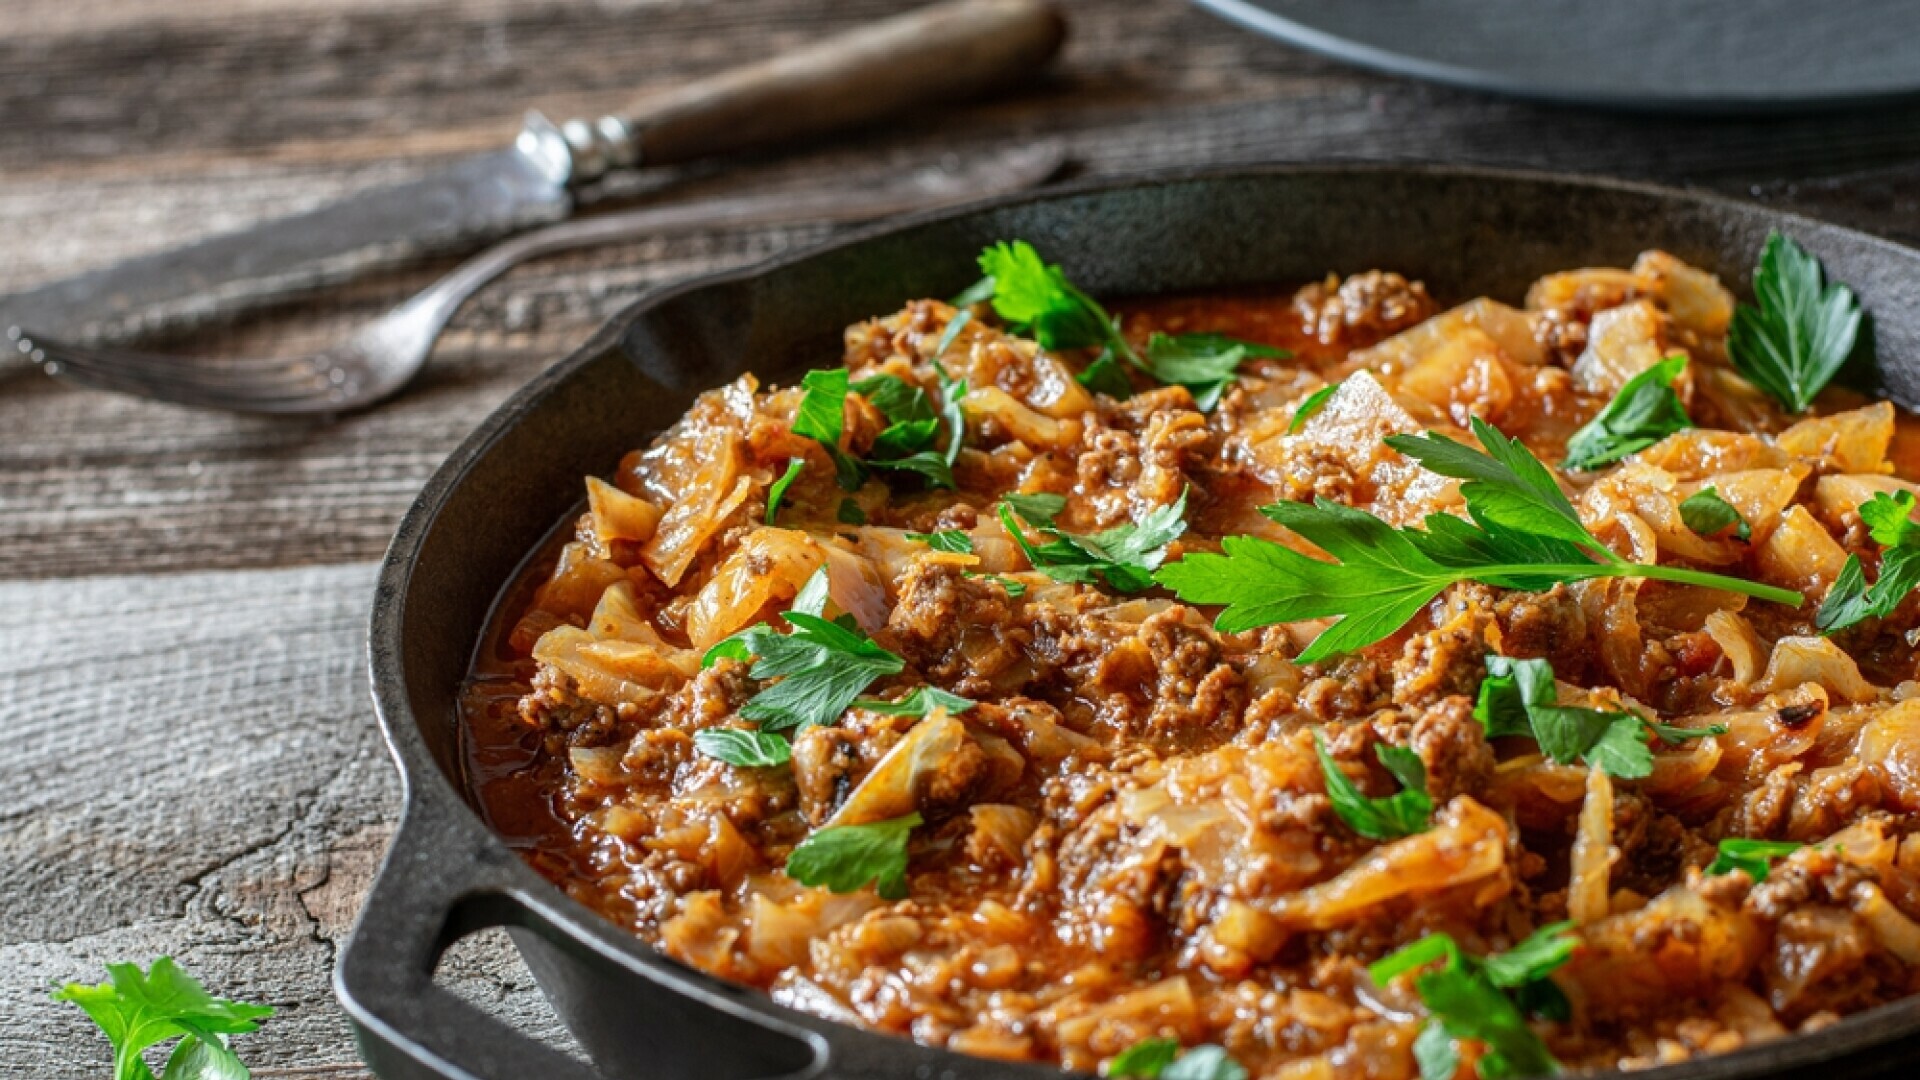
[7,0,1920,1075]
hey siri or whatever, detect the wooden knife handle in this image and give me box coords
[605,0,1065,170]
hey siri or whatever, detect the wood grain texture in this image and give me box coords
[6,0,1920,1074]
[0,564,571,1079]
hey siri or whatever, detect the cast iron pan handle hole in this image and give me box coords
[431,924,593,1067]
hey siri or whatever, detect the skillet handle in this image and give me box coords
[335,800,827,1080]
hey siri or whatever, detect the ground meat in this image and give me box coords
[1292,272,1436,347]
[887,561,1029,690]
[1407,697,1495,803]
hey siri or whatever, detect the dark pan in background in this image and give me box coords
[340,165,1920,1080]
[1190,0,1920,115]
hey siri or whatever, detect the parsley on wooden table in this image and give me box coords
[1314,731,1432,840]
[1155,417,1803,663]
[1370,924,1577,1080]
[1728,232,1865,414]
[784,811,922,899]
[51,957,273,1080]
[1817,489,1920,634]
[1705,838,1803,882]
[1559,354,1691,471]
[971,240,1286,410]
[998,490,1188,593]
[1679,486,1750,540]
[1107,1038,1248,1080]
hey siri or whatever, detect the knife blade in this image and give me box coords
[1,0,1064,345]
[0,133,573,344]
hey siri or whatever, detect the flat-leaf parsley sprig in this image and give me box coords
[52,957,274,1080]
[703,570,905,734]
[1474,656,1723,780]
[1370,924,1578,1080]
[998,490,1188,593]
[1728,232,1864,414]
[971,241,1287,410]
[1817,489,1920,634]
[1155,417,1802,663]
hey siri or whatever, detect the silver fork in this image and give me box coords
[13,141,1064,415]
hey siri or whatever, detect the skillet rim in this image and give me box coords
[353,160,1920,1080]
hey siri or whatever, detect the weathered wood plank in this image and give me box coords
[0,563,574,1078]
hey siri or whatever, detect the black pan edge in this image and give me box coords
[348,162,1920,1080]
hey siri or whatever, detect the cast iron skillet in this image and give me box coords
[341,164,1920,1080]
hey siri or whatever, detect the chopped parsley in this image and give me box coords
[1370,925,1576,1080]
[1107,1039,1247,1080]
[785,811,921,899]
[972,241,1280,410]
[765,458,805,524]
[1288,382,1340,433]
[1706,838,1803,882]
[836,498,868,525]
[1817,489,1920,634]
[1155,418,1803,663]
[1679,486,1750,541]
[1728,232,1864,414]
[853,685,976,716]
[694,727,794,768]
[1315,732,1432,840]
[969,572,1029,597]
[704,570,905,732]
[999,490,1188,593]
[792,367,866,490]
[905,529,973,554]
[51,957,274,1080]
[1077,352,1135,399]
[1143,332,1289,412]
[1560,354,1691,471]
[1473,655,1721,780]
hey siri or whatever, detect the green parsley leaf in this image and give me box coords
[1413,1019,1461,1080]
[766,458,805,525]
[1078,350,1136,400]
[785,812,922,899]
[1728,232,1864,414]
[933,309,974,358]
[1481,922,1579,990]
[1314,732,1432,840]
[853,685,976,716]
[792,368,866,490]
[1706,838,1803,882]
[1560,355,1691,471]
[1819,490,1920,634]
[1107,1037,1180,1079]
[968,572,1029,597]
[853,374,956,489]
[694,728,793,768]
[1161,1045,1247,1080]
[1288,382,1340,434]
[951,277,996,309]
[1143,332,1288,412]
[1369,932,1568,1080]
[906,529,973,554]
[933,362,969,469]
[978,241,1116,352]
[709,571,905,731]
[51,957,273,1080]
[837,499,867,525]
[1474,656,1657,780]
[1679,486,1751,541]
[1156,418,1803,663]
[1001,490,1188,593]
